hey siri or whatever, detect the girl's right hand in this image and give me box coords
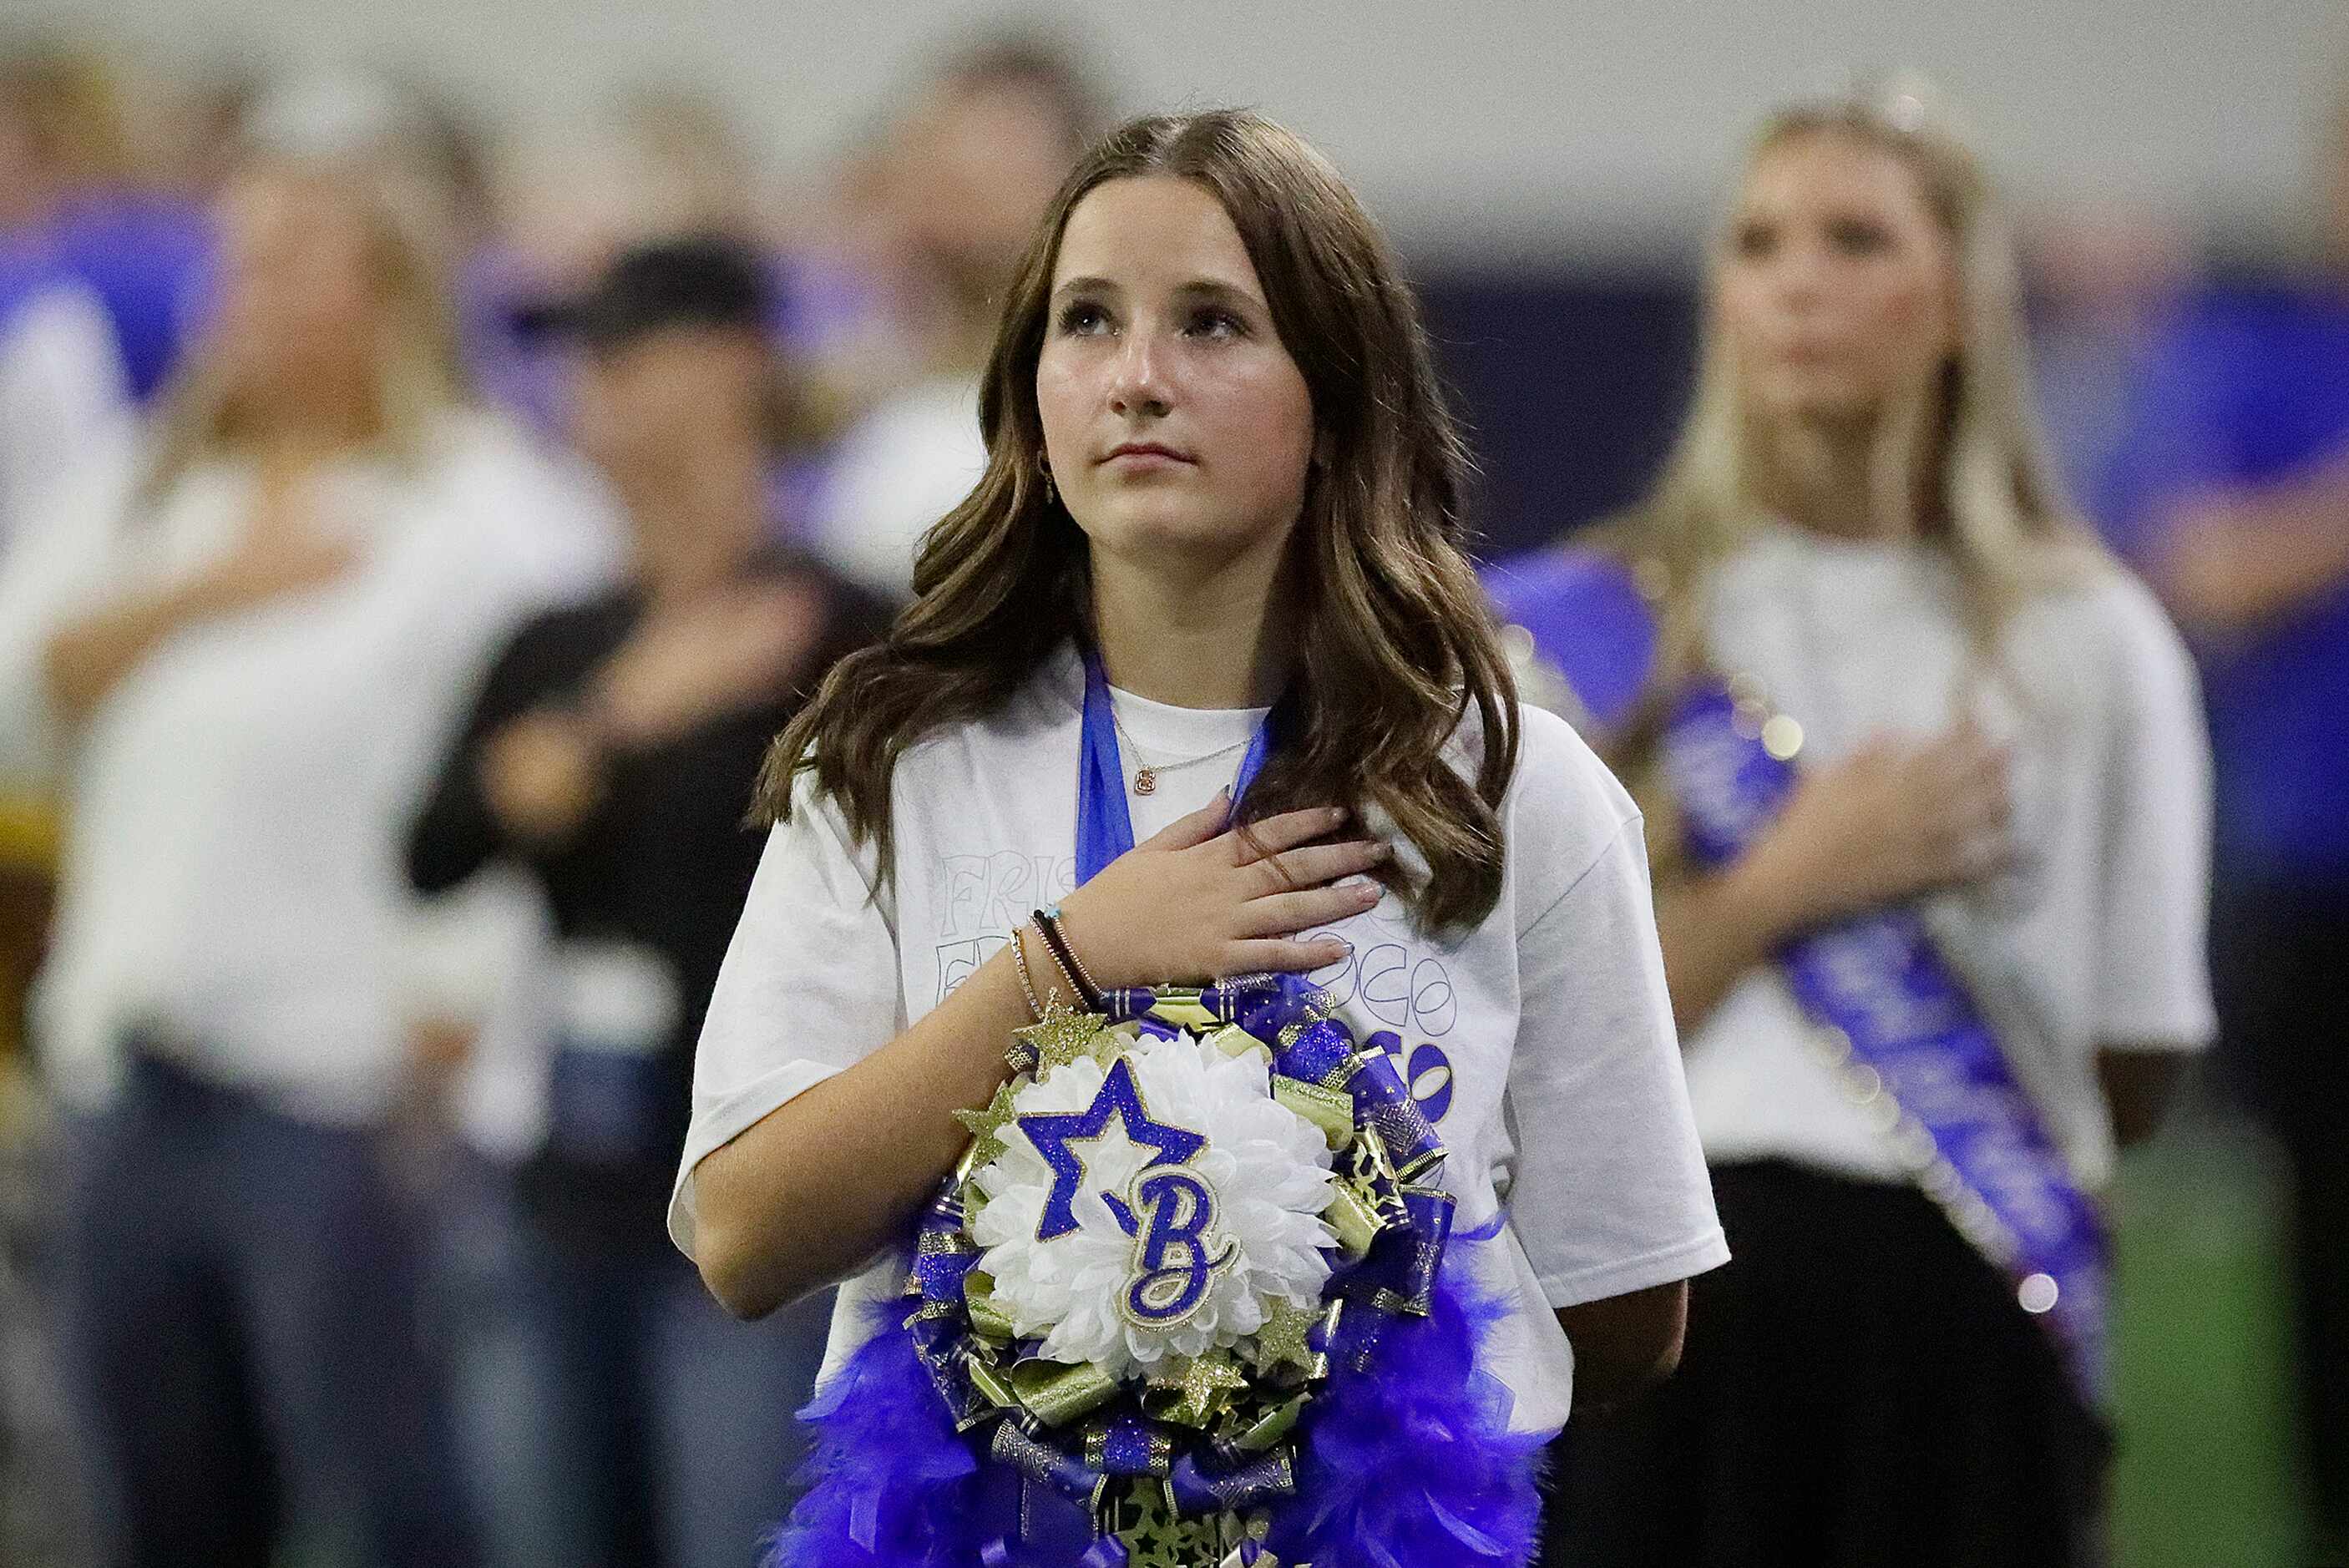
[1745,717,2013,931]
[1052,794,1389,989]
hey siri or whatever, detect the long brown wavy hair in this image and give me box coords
[763,109,1518,933]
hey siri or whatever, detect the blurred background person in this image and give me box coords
[2083,81,2349,1563]
[0,245,122,559]
[0,38,133,562]
[1492,83,2214,1565]
[473,84,782,441]
[0,82,615,1565]
[465,82,882,561]
[0,39,161,1568]
[2024,202,2197,526]
[127,55,265,209]
[801,31,1106,599]
[407,235,888,1568]
[0,33,133,1093]
[0,37,209,415]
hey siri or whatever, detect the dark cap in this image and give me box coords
[514,235,771,349]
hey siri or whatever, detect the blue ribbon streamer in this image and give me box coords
[1171,1449,1297,1515]
[1342,1050,1444,1175]
[1272,1019,1356,1087]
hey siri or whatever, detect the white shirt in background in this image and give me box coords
[0,412,620,1125]
[671,645,1728,1432]
[403,860,561,1162]
[804,373,987,601]
[1682,523,2215,1191]
[0,281,129,564]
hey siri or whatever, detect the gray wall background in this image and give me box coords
[25,0,2349,263]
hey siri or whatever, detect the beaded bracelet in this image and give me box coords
[1030,907,1101,1011]
[1040,904,1102,1001]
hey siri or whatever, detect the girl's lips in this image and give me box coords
[1102,443,1194,465]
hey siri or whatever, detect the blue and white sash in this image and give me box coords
[1487,548,2109,1409]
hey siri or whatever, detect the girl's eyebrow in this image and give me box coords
[1170,278,1265,312]
[1049,276,1265,311]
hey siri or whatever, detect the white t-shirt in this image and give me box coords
[403,860,563,1161]
[0,412,621,1123]
[1683,524,2215,1191]
[672,645,1728,1433]
[0,281,128,563]
[804,373,987,601]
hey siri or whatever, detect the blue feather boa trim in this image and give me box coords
[764,1238,1547,1568]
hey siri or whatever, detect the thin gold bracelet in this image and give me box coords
[1010,923,1049,1019]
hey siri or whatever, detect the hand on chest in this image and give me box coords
[1724,579,2084,923]
[919,846,1485,1133]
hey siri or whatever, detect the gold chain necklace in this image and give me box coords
[1109,708,1250,797]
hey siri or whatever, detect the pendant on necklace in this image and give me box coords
[1132,766,1158,796]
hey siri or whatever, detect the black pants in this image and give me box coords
[59,1055,474,1567]
[2211,875,2349,1550]
[1546,1160,2108,1568]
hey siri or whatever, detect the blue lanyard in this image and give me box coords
[1076,645,1275,884]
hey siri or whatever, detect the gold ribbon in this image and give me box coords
[1321,1179,1386,1260]
[1147,998,1223,1031]
[1229,1394,1306,1453]
[963,1273,1018,1343]
[1009,1356,1123,1428]
[964,1354,1018,1412]
[1271,1075,1354,1150]
[1202,1024,1271,1065]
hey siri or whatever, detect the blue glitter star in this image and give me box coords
[1019,1057,1206,1242]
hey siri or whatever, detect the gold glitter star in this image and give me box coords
[1251,1297,1326,1378]
[1013,1001,1111,1081]
[1153,1350,1248,1428]
[1119,1482,1220,1568]
[951,1081,1022,1171]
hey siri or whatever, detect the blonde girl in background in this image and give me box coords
[1492,82,2215,1565]
[0,99,612,1566]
